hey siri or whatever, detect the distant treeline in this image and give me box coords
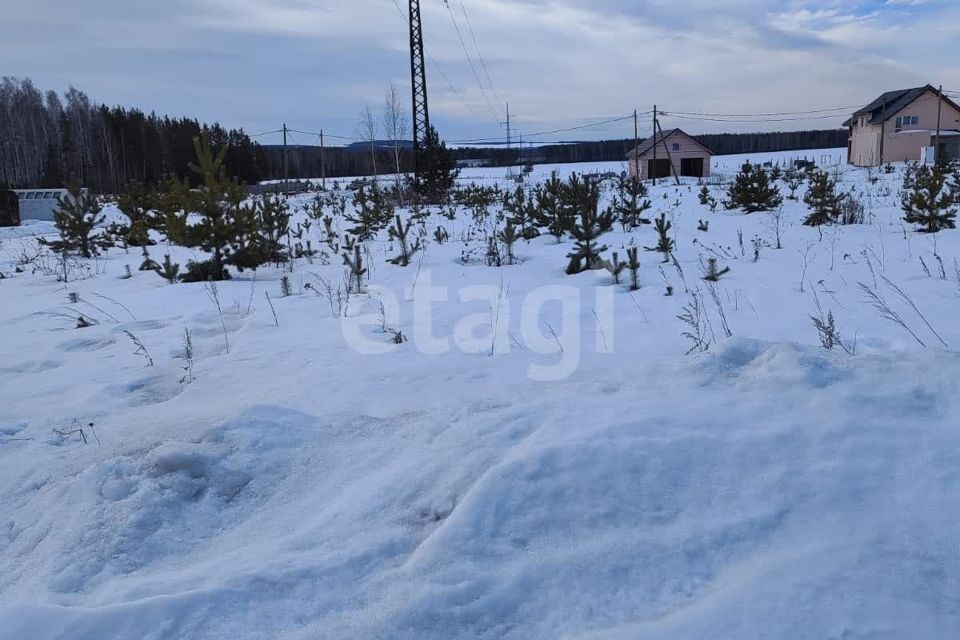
[452,129,849,167]
[2,77,849,191]
[263,128,848,179]
[0,77,263,191]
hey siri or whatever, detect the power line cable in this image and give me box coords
[451,114,635,144]
[248,128,284,138]
[458,0,505,116]
[660,112,852,124]
[443,0,501,122]
[662,104,862,118]
[387,0,486,122]
[288,128,359,142]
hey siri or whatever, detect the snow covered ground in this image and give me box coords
[2,148,960,639]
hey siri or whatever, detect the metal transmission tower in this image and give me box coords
[409,0,430,180]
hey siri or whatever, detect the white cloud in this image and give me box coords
[2,0,959,139]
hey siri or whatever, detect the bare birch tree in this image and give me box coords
[357,104,379,179]
[383,83,409,190]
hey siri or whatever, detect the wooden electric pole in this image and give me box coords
[655,118,681,186]
[633,109,639,179]
[282,123,289,193]
[320,129,326,190]
[879,96,886,166]
[935,85,943,164]
[652,105,657,185]
[502,102,512,176]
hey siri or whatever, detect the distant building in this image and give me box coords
[12,188,83,221]
[0,190,20,226]
[625,129,713,180]
[845,85,960,166]
[345,140,414,151]
[455,158,490,169]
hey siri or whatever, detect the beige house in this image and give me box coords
[626,129,712,180]
[845,85,960,167]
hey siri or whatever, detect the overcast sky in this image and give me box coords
[4,0,960,146]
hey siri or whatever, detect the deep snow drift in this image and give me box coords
[2,148,960,639]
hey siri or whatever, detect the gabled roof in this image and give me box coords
[843,85,960,127]
[625,128,713,159]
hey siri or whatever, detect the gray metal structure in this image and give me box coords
[12,189,83,221]
[409,0,430,181]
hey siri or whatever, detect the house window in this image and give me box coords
[895,115,919,131]
[672,143,680,151]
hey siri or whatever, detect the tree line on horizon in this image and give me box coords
[0,77,262,192]
[2,77,849,192]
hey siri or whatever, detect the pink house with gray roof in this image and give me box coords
[845,85,960,167]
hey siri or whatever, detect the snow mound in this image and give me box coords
[2,340,959,639]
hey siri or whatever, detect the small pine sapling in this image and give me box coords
[697,219,709,232]
[701,257,731,282]
[386,215,423,266]
[434,225,449,244]
[347,185,393,240]
[564,178,613,274]
[139,244,160,272]
[343,244,367,293]
[498,221,519,265]
[644,213,675,262]
[253,193,292,266]
[785,171,803,200]
[534,172,572,242]
[604,251,627,284]
[802,170,843,226]
[901,159,957,233]
[626,246,641,291]
[503,186,539,239]
[156,254,180,283]
[485,236,503,267]
[39,184,111,259]
[724,162,783,213]
[698,185,711,205]
[613,174,652,231]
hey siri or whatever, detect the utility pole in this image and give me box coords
[409,0,430,184]
[633,109,639,179]
[282,123,289,193]
[652,105,658,185]
[879,96,886,166]
[935,85,943,165]
[320,130,326,190]
[655,117,681,186]
[502,102,512,176]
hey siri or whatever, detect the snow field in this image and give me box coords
[2,147,960,638]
